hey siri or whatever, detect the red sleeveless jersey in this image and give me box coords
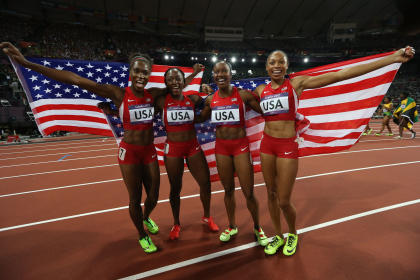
[163,94,195,133]
[210,87,245,128]
[260,78,298,122]
[119,87,154,131]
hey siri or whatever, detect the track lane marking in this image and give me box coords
[119,199,420,280]
[1,160,419,231]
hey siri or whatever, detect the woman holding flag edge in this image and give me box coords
[255,47,415,256]
[0,41,203,254]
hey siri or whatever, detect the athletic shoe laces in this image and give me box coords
[287,235,295,247]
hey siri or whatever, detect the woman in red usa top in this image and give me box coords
[0,42,202,254]
[196,61,269,246]
[255,47,415,256]
[155,67,219,240]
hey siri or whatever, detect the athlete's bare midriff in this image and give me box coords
[123,129,154,145]
[264,120,296,138]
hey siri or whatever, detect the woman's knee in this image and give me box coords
[278,198,292,209]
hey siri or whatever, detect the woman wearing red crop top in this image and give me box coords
[155,68,219,240]
[255,48,415,256]
[196,61,269,246]
[1,42,203,254]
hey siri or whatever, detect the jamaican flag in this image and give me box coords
[393,97,418,127]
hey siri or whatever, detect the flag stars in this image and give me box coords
[72,85,79,88]
[104,72,110,77]
[119,82,125,87]
[121,66,128,71]
[45,88,52,94]
[76,66,84,72]
[42,79,50,84]
[74,93,81,97]
[55,93,63,97]
[41,60,51,66]
[86,72,94,78]
[96,68,103,72]
[53,84,61,89]
[29,75,38,82]
[82,89,88,93]
[87,63,94,68]
[105,64,112,70]
[91,94,97,98]
[33,85,41,91]
[120,73,126,78]
[106,98,112,102]
[96,77,102,83]
[66,61,74,67]
[55,65,64,70]
[35,93,43,99]
[112,77,118,82]
[64,88,71,93]
[113,69,119,73]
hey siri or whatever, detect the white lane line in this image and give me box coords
[301,145,420,158]
[0,137,110,151]
[0,170,188,198]
[0,148,117,161]
[0,164,118,180]
[1,160,419,231]
[0,142,116,156]
[4,144,420,169]
[0,154,116,169]
[119,199,420,280]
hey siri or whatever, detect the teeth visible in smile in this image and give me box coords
[273,70,282,74]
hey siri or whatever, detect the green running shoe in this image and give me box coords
[254,227,269,246]
[387,133,394,136]
[143,217,159,234]
[283,233,298,256]
[219,227,238,242]
[139,235,157,253]
[264,235,284,255]
[375,133,382,136]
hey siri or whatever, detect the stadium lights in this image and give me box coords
[303,57,309,63]
[231,57,237,63]
[171,55,174,60]
[191,56,194,60]
[211,56,217,62]
[252,58,257,63]
[205,57,207,61]
[164,54,169,60]
[241,58,245,62]
[248,69,253,75]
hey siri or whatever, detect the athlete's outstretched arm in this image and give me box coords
[292,46,415,95]
[1,42,123,105]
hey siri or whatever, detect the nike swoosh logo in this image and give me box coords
[286,248,295,254]
[128,99,135,102]
[284,152,292,155]
[168,103,175,105]
[241,147,248,151]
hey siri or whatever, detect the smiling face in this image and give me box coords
[213,62,231,90]
[130,60,151,92]
[266,51,289,81]
[165,68,185,96]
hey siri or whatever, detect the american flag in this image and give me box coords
[11,58,202,137]
[12,52,400,182]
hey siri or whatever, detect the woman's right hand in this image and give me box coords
[0,42,30,67]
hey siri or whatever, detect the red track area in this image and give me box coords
[0,122,419,280]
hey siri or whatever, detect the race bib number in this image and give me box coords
[118,147,126,161]
[128,104,154,124]
[260,93,289,116]
[211,105,240,125]
[167,106,194,125]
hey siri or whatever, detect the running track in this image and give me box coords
[0,121,419,280]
